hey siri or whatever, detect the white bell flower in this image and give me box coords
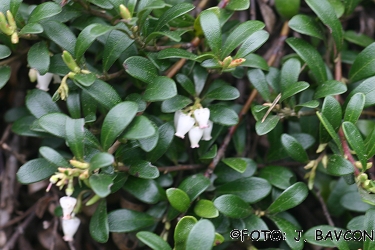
[62,217,80,242]
[60,196,77,220]
[194,108,210,128]
[174,110,182,129]
[175,112,195,139]
[188,126,203,148]
[202,120,213,141]
[36,71,54,91]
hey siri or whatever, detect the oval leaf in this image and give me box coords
[214,194,252,218]
[136,231,172,250]
[108,209,155,232]
[194,199,219,218]
[327,154,355,176]
[209,105,238,126]
[89,200,109,243]
[186,219,215,250]
[26,89,60,118]
[166,188,191,212]
[124,56,158,85]
[342,121,367,169]
[89,152,114,171]
[89,174,113,198]
[144,76,177,102]
[221,157,248,173]
[281,134,309,163]
[349,42,375,83]
[289,14,324,40]
[255,115,280,135]
[28,2,62,23]
[39,146,70,168]
[174,216,197,250]
[65,118,85,161]
[17,158,58,184]
[199,9,221,57]
[128,160,159,179]
[314,80,347,99]
[178,174,210,201]
[344,92,365,124]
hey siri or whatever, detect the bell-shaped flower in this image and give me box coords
[194,108,210,128]
[62,217,80,242]
[60,196,77,220]
[36,71,54,91]
[175,112,195,139]
[174,110,182,129]
[188,126,203,148]
[202,120,213,141]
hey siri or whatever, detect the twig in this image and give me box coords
[98,70,124,81]
[250,0,257,20]
[0,49,29,66]
[108,140,121,155]
[158,164,203,173]
[314,188,335,227]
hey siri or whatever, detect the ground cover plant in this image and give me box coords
[1,0,375,249]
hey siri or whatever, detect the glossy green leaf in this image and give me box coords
[306,0,343,51]
[186,219,215,250]
[108,209,155,232]
[286,37,327,84]
[281,134,309,162]
[128,160,159,179]
[66,91,81,119]
[154,3,194,31]
[125,93,147,112]
[89,174,113,198]
[274,0,300,19]
[200,9,221,57]
[19,23,43,35]
[364,209,375,249]
[241,53,269,70]
[73,73,96,87]
[103,30,134,71]
[17,158,58,184]
[101,101,138,150]
[267,182,308,214]
[89,200,109,243]
[349,42,375,83]
[89,153,114,171]
[320,96,342,144]
[75,24,113,60]
[342,190,372,212]
[255,115,280,135]
[216,177,272,203]
[348,76,375,107]
[157,48,198,61]
[174,216,197,250]
[145,30,189,44]
[38,113,67,138]
[166,188,191,212]
[65,118,85,160]
[304,225,345,248]
[344,93,365,124]
[28,2,61,23]
[122,116,156,140]
[26,89,60,118]
[235,30,269,59]
[269,216,304,250]
[123,177,162,204]
[226,0,250,10]
[42,21,76,55]
[0,66,11,89]
[178,174,210,201]
[280,81,309,102]
[289,14,324,40]
[214,194,252,218]
[280,58,301,92]
[13,116,47,137]
[39,146,70,168]
[221,157,247,173]
[316,112,343,153]
[176,73,195,96]
[209,105,238,126]
[194,199,219,218]
[0,45,11,59]
[138,127,159,152]
[342,121,367,169]
[205,84,240,101]
[124,56,158,84]
[247,68,271,101]
[326,154,354,176]
[147,122,174,162]
[137,231,172,250]
[144,76,177,101]
[345,30,374,47]
[161,95,192,113]
[259,166,296,189]
[314,80,347,99]
[365,126,375,159]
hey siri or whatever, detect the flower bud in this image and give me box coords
[36,72,54,91]
[358,173,368,183]
[194,108,210,128]
[188,126,203,148]
[29,68,38,83]
[60,196,77,220]
[70,159,89,169]
[62,217,80,241]
[119,4,132,20]
[10,32,18,44]
[175,112,195,139]
[62,51,80,73]
[202,120,213,141]
[0,12,13,35]
[220,56,232,69]
[6,10,16,31]
[228,58,246,68]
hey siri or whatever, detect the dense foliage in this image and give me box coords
[2,0,375,249]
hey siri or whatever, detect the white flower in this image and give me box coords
[188,126,203,148]
[60,196,77,220]
[62,217,80,242]
[194,108,210,128]
[36,71,54,91]
[202,120,213,141]
[174,110,182,129]
[175,112,195,139]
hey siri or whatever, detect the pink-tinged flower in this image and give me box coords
[194,108,210,128]
[175,112,195,139]
[36,72,54,91]
[202,120,213,141]
[62,217,80,241]
[188,126,203,148]
[60,196,77,220]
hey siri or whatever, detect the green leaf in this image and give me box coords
[281,134,309,163]
[161,95,192,113]
[348,76,375,107]
[89,200,109,243]
[365,126,375,159]
[344,93,365,123]
[0,66,11,89]
[138,127,159,152]
[344,30,374,47]
[267,182,308,214]
[342,0,360,15]
[289,14,324,40]
[42,21,76,55]
[222,20,265,58]
[235,30,269,59]
[178,174,210,201]
[305,0,343,51]
[194,199,219,218]
[247,69,271,101]
[108,209,155,232]
[209,105,238,126]
[38,113,68,138]
[101,101,138,150]
[174,216,197,250]
[66,91,81,119]
[214,194,252,219]
[147,122,174,162]
[280,58,301,92]
[241,53,269,70]
[28,2,62,23]
[19,23,43,35]
[123,177,162,204]
[186,220,215,250]
[166,188,191,212]
[176,73,195,96]
[286,37,327,84]
[221,157,247,173]
[319,96,342,143]
[154,3,194,31]
[144,30,189,45]
[364,209,375,250]
[89,174,113,198]
[326,154,354,176]
[200,9,222,57]
[342,121,367,169]
[73,73,96,87]
[75,24,113,60]
[304,225,344,248]
[314,80,347,99]
[259,166,296,189]
[269,216,304,250]
[274,0,300,19]
[17,158,58,184]
[280,81,309,102]
[0,45,11,59]
[144,76,177,102]
[65,118,85,161]
[216,177,272,203]
[157,48,198,61]
[125,93,147,112]
[26,89,60,118]
[103,30,134,71]
[349,42,375,82]
[89,153,114,171]
[204,84,240,101]
[122,116,157,140]
[137,232,172,250]
[39,146,70,168]
[124,56,158,84]
[128,160,159,179]
[226,0,250,10]
[342,190,372,212]
[255,115,280,135]
[316,112,343,153]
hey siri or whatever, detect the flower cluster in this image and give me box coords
[59,196,80,241]
[174,107,213,148]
